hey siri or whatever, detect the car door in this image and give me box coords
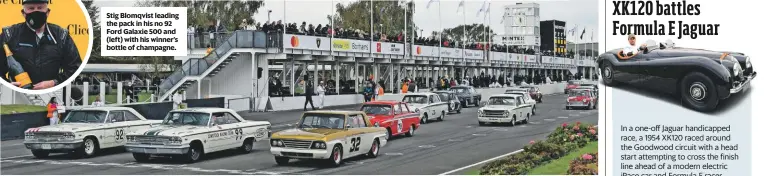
[430,95,443,118]
[638,51,678,94]
[614,51,646,85]
[105,111,126,148]
[222,112,245,148]
[516,97,529,120]
[115,110,144,146]
[344,114,367,158]
[392,104,405,134]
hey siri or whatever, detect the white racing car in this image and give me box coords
[478,94,533,126]
[504,89,538,115]
[401,93,447,124]
[125,108,271,163]
[23,107,162,158]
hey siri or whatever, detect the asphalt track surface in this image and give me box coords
[0,93,598,175]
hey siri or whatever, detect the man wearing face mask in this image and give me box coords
[0,0,82,90]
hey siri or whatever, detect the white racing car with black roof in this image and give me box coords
[124,108,271,163]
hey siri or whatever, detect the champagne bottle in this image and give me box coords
[4,44,32,89]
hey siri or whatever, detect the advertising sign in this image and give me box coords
[464,50,485,60]
[489,52,507,61]
[440,48,463,58]
[333,39,370,53]
[542,56,553,64]
[372,42,405,55]
[413,45,438,57]
[283,34,331,51]
[526,55,538,63]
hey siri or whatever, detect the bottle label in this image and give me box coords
[14,72,32,88]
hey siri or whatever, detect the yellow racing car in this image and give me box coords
[269,110,388,167]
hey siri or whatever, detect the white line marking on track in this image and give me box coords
[1,159,281,175]
[570,114,580,116]
[439,149,525,175]
[529,122,541,124]
[384,152,404,156]
[448,139,463,142]
[418,145,436,148]
[466,126,473,128]
[557,116,569,119]
[544,119,555,121]
[472,133,487,136]
[493,128,508,131]
[0,154,32,160]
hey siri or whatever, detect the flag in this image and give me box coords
[590,30,594,41]
[486,2,490,13]
[580,28,586,39]
[457,1,464,13]
[476,1,486,17]
[426,0,437,9]
[568,25,577,36]
[500,14,505,24]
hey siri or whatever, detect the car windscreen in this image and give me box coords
[450,87,470,94]
[488,97,516,106]
[507,92,528,98]
[402,95,428,104]
[63,110,107,123]
[361,105,392,115]
[299,113,345,129]
[162,112,210,126]
[435,93,450,101]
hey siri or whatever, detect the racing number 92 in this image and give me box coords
[349,137,361,152]
[115,129,125,140]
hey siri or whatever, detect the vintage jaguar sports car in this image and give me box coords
[597,40,756,112]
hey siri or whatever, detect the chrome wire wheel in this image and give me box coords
[689,82,708,101]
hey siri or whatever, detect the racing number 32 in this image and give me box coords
[349,137,361,152]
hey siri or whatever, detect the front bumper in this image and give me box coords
[270,147,332,159]
[24,141,83,151]
[566,102,590,107]
[478,116,512,123]
[730,72,756,94]
[125,144,189,155]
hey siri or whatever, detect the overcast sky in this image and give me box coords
[93,0,598,43]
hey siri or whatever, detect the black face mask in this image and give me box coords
[24,11,48,29]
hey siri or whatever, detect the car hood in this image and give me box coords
[271,128,346,141]
[481,105,515,110]
[367,114,393,123]
[28,123,98,133]
[566,84,578,89]
[407,104,428,110]
[133,125,210,136]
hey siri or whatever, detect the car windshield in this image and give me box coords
[450,87,470,94]
[507,92,528,98]
[435,93,450,101]
[162,112,211,126]
[299,113,345,129]
[571,90,590,96]
[361,105,392,115]
[403,95,428,104]
[505,89,526,93]
[521,87,536,92]
[488,97,516,106]
[63,110,107,123]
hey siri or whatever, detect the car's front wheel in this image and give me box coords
[420,114,428,124]
[76,137,99,158]
[532,106,537,115]
[181,144,203,163]
[680,72,719,112]
[327,145,343,167]
[405,125,415,137]
[602,61,618,86]
[240,138,254,154]
[474,98,480,107]
[510,116,518,126]
[367,140,380,158]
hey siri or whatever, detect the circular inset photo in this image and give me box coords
[0,0,92,94]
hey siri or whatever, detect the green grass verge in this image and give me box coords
[527,141,599,175]
[464,169,480,175]
[1,104,47,115]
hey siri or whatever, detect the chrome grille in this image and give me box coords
[33,132,66,138]
[483,110,507,117]
[281,139,312,149]
[133,136,170,145]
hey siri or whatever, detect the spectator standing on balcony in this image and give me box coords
[262,22,270,33]
[46,98,59,125]
[208,22,216,48]
[197,25,205,48]
[92,97,104,107]
[300,22,307,34]
[239,19,248,30]
[307,24,314,36]
[188,26,195,49]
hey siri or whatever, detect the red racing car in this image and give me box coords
[360,101,421,140]
[566,89,597,110]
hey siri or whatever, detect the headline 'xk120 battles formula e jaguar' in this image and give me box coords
[597,40,756,112]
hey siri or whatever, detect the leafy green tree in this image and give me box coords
[329,0,415,36]
[81,0,104,62]
[136,0,264,31]
[440,24,495,43]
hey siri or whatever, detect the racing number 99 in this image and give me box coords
[234,128,244,141]
[115,129,124,140]
[349,137,361,152]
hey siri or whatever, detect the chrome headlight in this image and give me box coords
[311,141,327,149]
[746,57,751,68]
[374,123,380,127]
[270,139,284,147]
[168,136,182,145]
[478,109,484,116]
[63,132,76,139]
[504,111,510,117]
[733,62,742,76]
[415,108,420,112]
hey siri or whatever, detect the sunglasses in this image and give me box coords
[629,37,635,40]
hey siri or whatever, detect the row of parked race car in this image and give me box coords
[20,84,596,167]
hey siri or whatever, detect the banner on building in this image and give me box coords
[440,47,463,58]
[372,42,405,55]
[333,39,370,53]
[526,55,538,63]
[413,45,439,57]
[464,50,484,60]
[283,34,331,51]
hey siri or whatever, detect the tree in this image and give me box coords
[137,0,264,31]
[81,0,104,62]
[330,0,415,36]
[440,24,495,43]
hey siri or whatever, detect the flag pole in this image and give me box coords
[404,0,407,45]
[370,0,374,44]
[463,0,466,63]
